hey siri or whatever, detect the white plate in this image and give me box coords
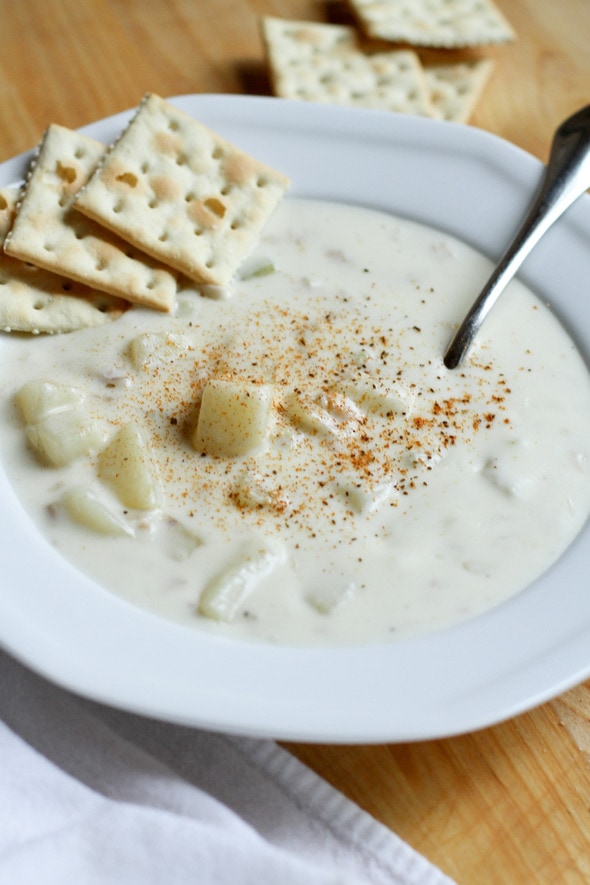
[1,94,590,743]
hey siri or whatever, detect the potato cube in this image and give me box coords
[16,380,84,425]
[193,380,273,458]
[25,410,104,467]
[230,470,288,514]
[62,486,134,537]
[127,331,190,370]
[344,380,415,417]
[283,391,339,437]
[98,422,161,510]
[198,539,283,622]
[16,380,103,467]
[284,390,361,437]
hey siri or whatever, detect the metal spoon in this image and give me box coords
[444,104,590,370]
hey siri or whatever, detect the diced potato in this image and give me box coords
[62,486,134,537]
[230,470,288,513]
[284,391,333,436]
[284,391,338,437]
[326,392,363,422]
[25,410,104,467]
[344,380,415,417]
[127,331,190,369]
[15,380,84,425]
[16,380,104,467]
[284,390,361,437]
[193,379,273,458]
[306,579,357,614]
[198,539,284,622]
[98,422,161,510]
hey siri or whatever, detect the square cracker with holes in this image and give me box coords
[0,187,127,334]
[347,0,515,47]
[3,125,177,311]
[425,58,495,123]
[73,93,291,287]
[261,17,434,115]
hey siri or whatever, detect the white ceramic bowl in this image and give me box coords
[1,95,589,743]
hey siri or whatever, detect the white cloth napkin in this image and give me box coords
[0,649,455,885]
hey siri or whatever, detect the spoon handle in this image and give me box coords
[444,104,590,369]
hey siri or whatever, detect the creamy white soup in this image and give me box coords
[1,198,590,646]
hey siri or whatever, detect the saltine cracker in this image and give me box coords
[74,94,291,287]
[4,125,177,311]
[261,17,435,116]
[425,59,495,123]
[347,0,515,48]
[0,187,126,334]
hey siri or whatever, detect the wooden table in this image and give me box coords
[1,1,589,881]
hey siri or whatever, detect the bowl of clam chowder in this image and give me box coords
[0,95,589,742]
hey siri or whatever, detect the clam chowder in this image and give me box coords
[1,199,589,645]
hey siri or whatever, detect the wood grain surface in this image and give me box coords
[1,1,590,882]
